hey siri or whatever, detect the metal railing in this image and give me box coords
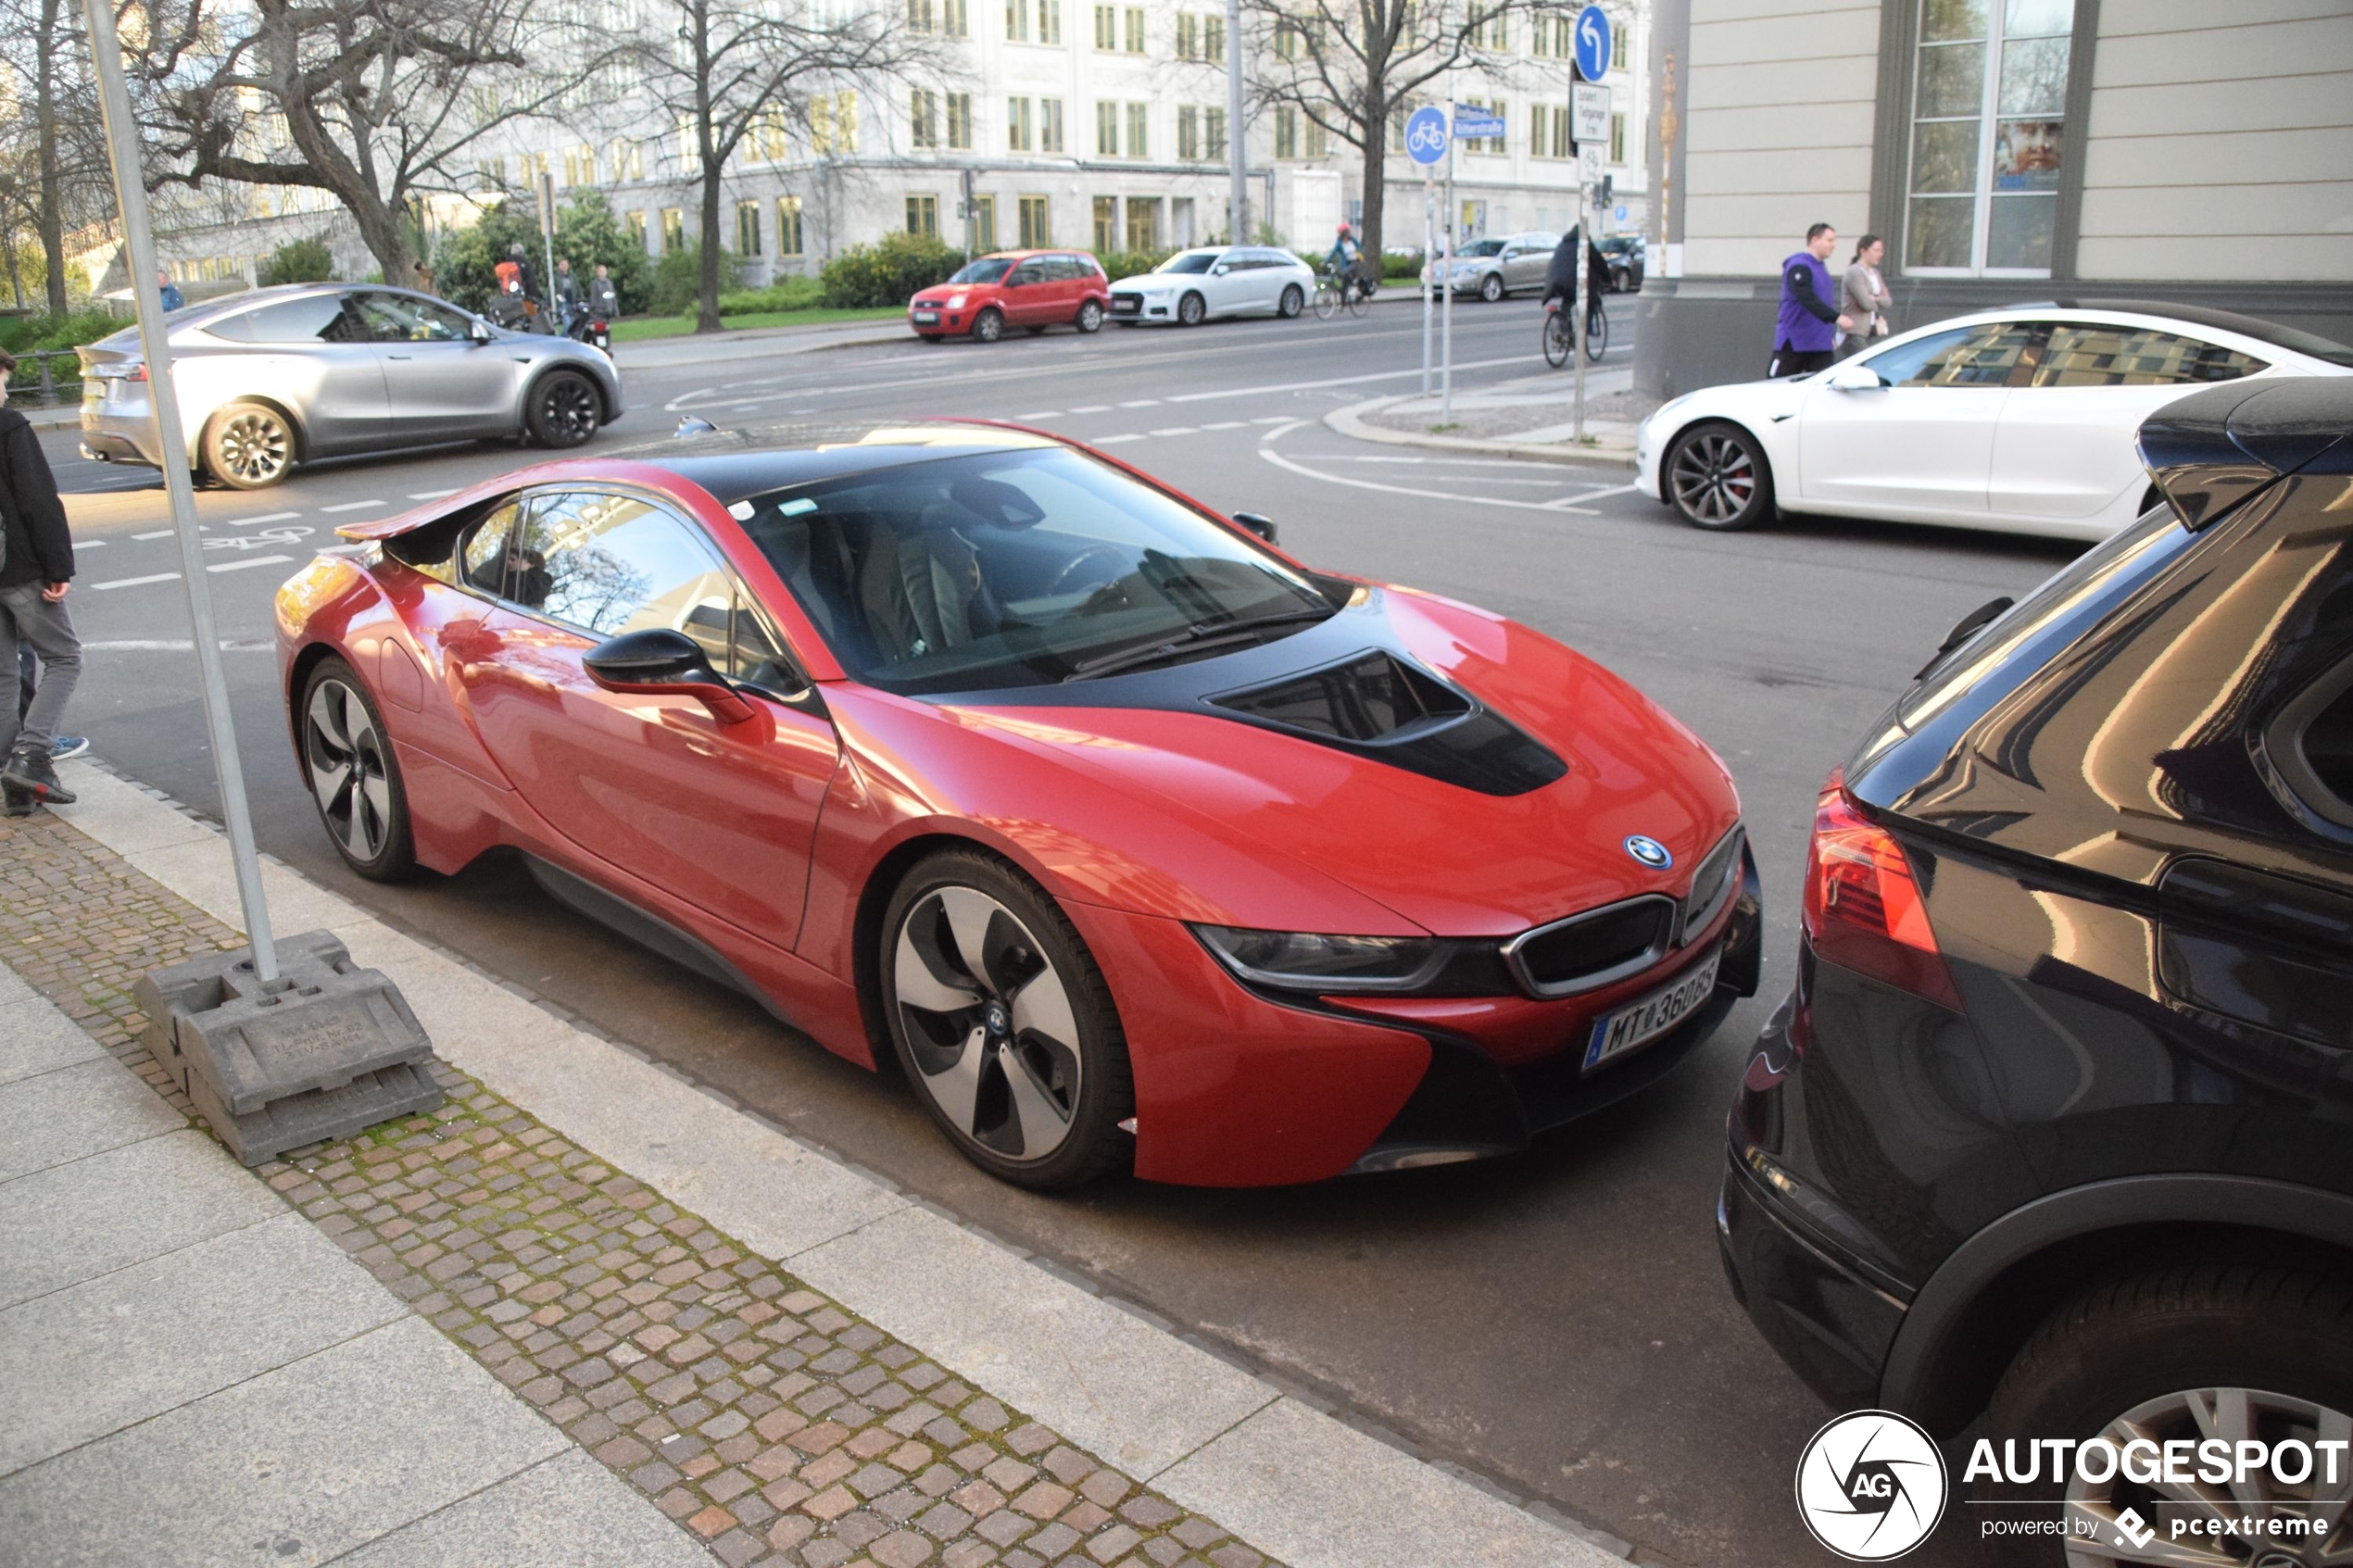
[4,347,86,408]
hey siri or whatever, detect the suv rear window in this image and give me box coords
[2270,659,2353,833]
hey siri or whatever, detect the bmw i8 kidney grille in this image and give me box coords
[1503,897,1678,997]
[1207,652,1568,797]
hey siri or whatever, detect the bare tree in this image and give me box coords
[0,0,109,312]
[130,0,605,286]
[1242,0,1573,265]
[626,0,937,332]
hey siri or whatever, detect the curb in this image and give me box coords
[1326,395,1640,470]
[49,757,1663,1568]
[23,409,81,433]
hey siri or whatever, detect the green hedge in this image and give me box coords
[258,237,335,286]
[1381,249,1426,280]
[818,233,968,308]
[715,275,824,316]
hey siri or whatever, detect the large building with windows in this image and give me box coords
[1634,0,2353,397]
[104,0,1656,294]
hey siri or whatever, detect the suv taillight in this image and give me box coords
[1801,768,1960,1009]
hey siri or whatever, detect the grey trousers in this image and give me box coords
[0,584,80,757]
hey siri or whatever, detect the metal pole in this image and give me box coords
[1441,110,1454,421]
[1421,170,1433,395]
[538,170,560,327]
[1573,183,1587,443]
[80,0,279,981]
[1226,0,1247,243]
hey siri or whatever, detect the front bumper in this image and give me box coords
[1634,418,1666,500]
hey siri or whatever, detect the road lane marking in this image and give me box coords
[1258,446,1601,514]
[1013,410,1061,420]
[1148,427,1199,437]
[94,572,181,590]
[132,530,173,540]
[206,554,294,571]
[1094,433,1143,445]
[1250,416,1294,425]
[1200,420,1247,431]
[409,489,460,500]
[1067,404,1113,412]
[82,639,273,652]
[1168,353,1549,405]
[319,500,384,513]
[230,510,302,525]
[1118,399,1160,408]
[74,539,104,547]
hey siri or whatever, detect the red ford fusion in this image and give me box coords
[274,422,1758,1189]
[907,251,1111,343]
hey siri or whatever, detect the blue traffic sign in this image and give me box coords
[1574,5,1611,82]
[1452,105,1507,141]
[1404,105,1448,165]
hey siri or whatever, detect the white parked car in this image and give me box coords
[1105,246,1316,326]
[1636,303,2353,540]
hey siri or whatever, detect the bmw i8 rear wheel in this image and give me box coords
[881,850,1132,1189]
[299,657,415,881]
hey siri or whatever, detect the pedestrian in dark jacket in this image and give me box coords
[0,349,81,810]
[1769,221,1854,378]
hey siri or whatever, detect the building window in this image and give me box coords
[907,194,939,237]
[1040,97,1065,152]
[1532,13,1568,56]
[1304,117,1328,158]
[1093,194,1117,253]
[1206,106,1226,157]
[943,0,967,32]
[1004,0,1027,40]
[777,197,804,257]
[736,200,762,256]
[1906,0,2071,275]
[1096,101,1119,156]
[1125,194,1158,252]
[909,0,934,28]
[753,111,787,163]
[1037,0,1062,43]
[970,194,997,250]
[1126,101,1149,158]
[912,88,940,149]
[1532,104,1568,158]
[1274,19,1299,58]
[1610,12,1629,69]
[661,208,685,252]
[1019,194,1051,247]
[1123,6,1144,51]
[562,144,595,185]
[1609,110,1626,164]
[1176,13,1224,59]
[812,93,858,154]
[1178,106,1199,161]
[627,211,648,252]
[1009,95,1034,151]
[1275,107,1298,159]
[1467,11,1505,50]
[948,92,974,148]
[1093,3,1114,48]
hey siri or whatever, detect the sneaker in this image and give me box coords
[2,784,36,818]
[47,735,88,762]
[1,746,75,806]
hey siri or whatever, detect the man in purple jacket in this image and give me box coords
[1769,222,1855,378]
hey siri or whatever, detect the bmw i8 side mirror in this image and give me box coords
[1827,362,1887,392]
[1232,511,1278,544]
[584,628,757,724]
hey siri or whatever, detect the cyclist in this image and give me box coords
[1323,223,1370,304]
[1539,225,1611,319]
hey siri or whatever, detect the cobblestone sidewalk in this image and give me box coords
[0,805,1286,1568]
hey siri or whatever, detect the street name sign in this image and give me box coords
[1452,105,1507,142]
[1573,82,1610,144]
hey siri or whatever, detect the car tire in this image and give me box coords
[201,401,297,490]
[879,848,1134,1190]
[524,370,601,448]
[1177,292,1206,327]
[1971,1262,2353,1567]
[972,307,1004,344]
[1277,284,1303,319]
[1076,298,1104,333]
[298,656,416,882]
[1478,272,1504,304]
[1665,420,1774,532]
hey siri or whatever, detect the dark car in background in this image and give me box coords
[1598,235,1644,294]
[1719,377,2353,1557]
[79,283,623,490]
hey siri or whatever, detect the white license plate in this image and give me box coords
[1584,947,1721,1073]
[912,310,939,324]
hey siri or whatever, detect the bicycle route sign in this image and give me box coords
[1405,105,1448,165]
[1574,4,1611,82]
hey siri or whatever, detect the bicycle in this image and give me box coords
[1541,295,1608,368]
[1312,270,1373,320]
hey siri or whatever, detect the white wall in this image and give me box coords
[2075,0,2353,282]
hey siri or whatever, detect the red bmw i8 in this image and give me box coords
[275,422,1759,1189]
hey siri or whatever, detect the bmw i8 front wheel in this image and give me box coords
[880,850,1133,1189]
[299,657,415,881]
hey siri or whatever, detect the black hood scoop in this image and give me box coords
[1206,651,1567,797]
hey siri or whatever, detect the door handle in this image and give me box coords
[386,353,413,360]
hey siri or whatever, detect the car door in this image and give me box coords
[1796,320,2042,521]
[1990,321,2267,527]
[448,487,839,947]
[1000,259,1052,326]
[222,292,390,455]
[352,292,518,444]
[1504,236,1552,293]
[1046,256,1087,320]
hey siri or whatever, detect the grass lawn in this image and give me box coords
[610,307,908,342]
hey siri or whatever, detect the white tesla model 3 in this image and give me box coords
[1635,303,2353,541]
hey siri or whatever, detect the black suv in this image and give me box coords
[1720,376,2353,1555]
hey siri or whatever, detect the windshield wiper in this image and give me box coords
[1062,608,1332,683]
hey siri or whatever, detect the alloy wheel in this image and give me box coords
[2062,1386,2352,1565]
[305,679,393,864]
[892,886,1084,1163]
[1671,431,1757,525]
[1178,292,1205,326]
[535,375,599,445]
[216,409,290,485]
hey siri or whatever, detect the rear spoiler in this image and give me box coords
[2137,377,2353,530]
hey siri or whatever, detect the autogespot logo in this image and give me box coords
[1795,1411,1949,1561]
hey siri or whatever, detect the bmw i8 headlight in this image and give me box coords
[1194,926,1445,991]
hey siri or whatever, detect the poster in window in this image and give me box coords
[1993,119,2061,190]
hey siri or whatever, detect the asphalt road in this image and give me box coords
[42,294,2075,1568]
